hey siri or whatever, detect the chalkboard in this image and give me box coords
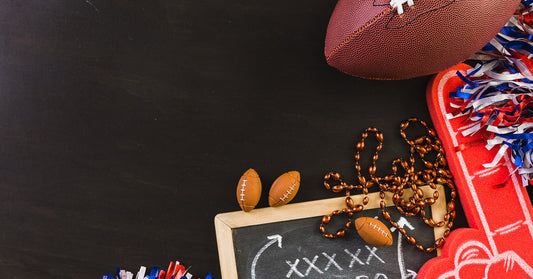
[215,185,447,279]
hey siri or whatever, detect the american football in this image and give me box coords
[354,217,393,247]
[236,168,262,212]
[324,0,521,79]
[268,171,300,207]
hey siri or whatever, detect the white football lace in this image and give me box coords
[390,0,414,15]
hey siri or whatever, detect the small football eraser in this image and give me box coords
[236,169,262,212]
[268,171,300,207]
[354,217,393,247]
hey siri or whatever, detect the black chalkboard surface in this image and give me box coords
[215,185,447,279]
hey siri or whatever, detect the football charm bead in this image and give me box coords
[236,169,262,212]
[354,217,393,247]
[268,171,300,207]
[324,0,521,79]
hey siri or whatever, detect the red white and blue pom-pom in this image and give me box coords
[448,0,533,186]
[102,261,212,279]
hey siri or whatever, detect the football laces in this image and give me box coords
[390,0,415,15]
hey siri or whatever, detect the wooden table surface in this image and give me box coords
[0,1,470,278]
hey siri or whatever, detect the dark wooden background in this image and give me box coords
[0,1,472,278]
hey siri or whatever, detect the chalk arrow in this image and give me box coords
[390,217,415,232]
[251,234,283,279]
[397,231,418,279]
[404,269,417,279]
[392,217,417,278]
[395,217,418,279]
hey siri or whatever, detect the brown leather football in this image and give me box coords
[354,217,393,247]
[268,171,300,207]
[324,0,521,80]
[236,169,262,212]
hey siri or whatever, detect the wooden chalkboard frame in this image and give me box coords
[214,185,447,279]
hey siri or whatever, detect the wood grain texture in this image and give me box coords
[0,0,467,278]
